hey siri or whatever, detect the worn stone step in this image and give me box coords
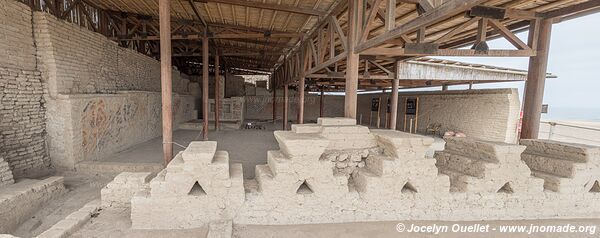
[521,153,583,178]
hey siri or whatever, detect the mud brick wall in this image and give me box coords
[0,1,51,177]
[32,11,190,95]
[46,92,195,169]
[357,89,521,143]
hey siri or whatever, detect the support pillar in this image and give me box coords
[202,35,209,140]
[214,51,220,131]
[283,84,289,130]
[345,0,361,119]
[297,77,305,124]
[389,61,400,130]
[319,87,324,117]
[159,0,173,165]
[272,88,277,122]
[522,19,552,139]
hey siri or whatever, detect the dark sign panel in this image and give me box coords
[406,98,417,115]
[542,104,549,114]
[371,98,380,112]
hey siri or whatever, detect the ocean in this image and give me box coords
[542,107,600,122]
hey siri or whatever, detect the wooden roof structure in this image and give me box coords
[25,0,600,90]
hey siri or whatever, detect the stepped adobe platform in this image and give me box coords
[92,118,600,230]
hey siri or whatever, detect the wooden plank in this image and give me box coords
[159,0,173,165]
[195,0,326,16]
[354,0,488,53]
[283,84,289,130]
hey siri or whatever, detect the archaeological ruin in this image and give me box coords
[1,0,600,237]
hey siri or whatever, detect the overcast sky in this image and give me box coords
[436,13,600,110]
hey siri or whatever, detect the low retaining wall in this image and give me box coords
[46,91,195,170]
[0,177,66,233]
[119,118,600,229]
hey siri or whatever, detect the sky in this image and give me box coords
[434,13,600,115]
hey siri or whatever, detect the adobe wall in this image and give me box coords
[0,1,51,177]
[245,89,520,143]
[46,92,194,169]
[2,1,196,173]
[124,118,600,229]
[358,89,521,143]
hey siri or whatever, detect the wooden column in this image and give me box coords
[522,19,552,139]
[272,89,277,122]
[442,85,448,91]
[159,0,173,165]
[283,85,289,130]
[345,0,361,119]
[389,61,400,130]
[297,77,305,124]
[319,87,325,117]
[202,35,209,140]
[214,51,220,131]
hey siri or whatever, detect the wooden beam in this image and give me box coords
[214,51,220,131]
[345,0,361,119]
[202,35,209,140]
[389,61,399,130]
[283,84,289,130]
[195,0,326,16]
[355,0,488,53]
[112,32,303,41]
[521,19,552,139]
[159,0,173,165]
[361,48,534,57]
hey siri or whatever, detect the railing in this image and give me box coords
[539,121,600,146]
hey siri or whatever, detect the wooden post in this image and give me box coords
[297,77,305,124]
[283,85,289,130]
[202,35,209,140]
[442,85,448,91]
[389,61,399,130]
[522,19,552,139]
[159,0,173,165]
[345,0,362,119]
[319,87,325,117]
[214,51,220,131]
[272,88,277,122]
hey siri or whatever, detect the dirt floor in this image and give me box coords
[69,207,600,238]
[12,172,114,237]
[104,125,280,178]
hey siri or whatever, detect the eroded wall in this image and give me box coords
[0,1,51,177]
[246,89,520,143]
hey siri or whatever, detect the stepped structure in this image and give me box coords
[521,139,600,193]
[353,130,450,199]
[254,118,368,200]
[435,138,543,193]
[131,142,245,229]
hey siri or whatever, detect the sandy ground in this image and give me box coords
[70,207,600,238]
[12,172,114,237]
[103,126,280,178]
